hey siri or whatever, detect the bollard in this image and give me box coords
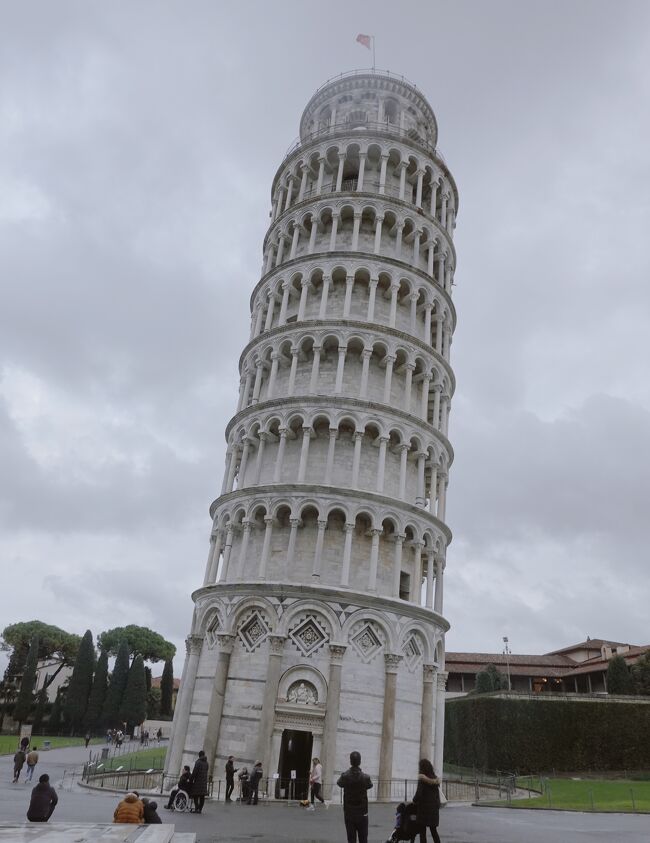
[630,788,636,812]
[589,790,594,811]
[546,782,551,808]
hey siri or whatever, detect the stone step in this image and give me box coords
[135,826,176,843]
[170,835,196,843]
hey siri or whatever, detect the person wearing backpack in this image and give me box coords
[411,758,441,843]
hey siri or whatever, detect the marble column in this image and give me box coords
[321,644,347,799]
[257,635,287,773]
[379,653,402,798]
[203,633,236,776]
[164,634,203,775]
[433,671,448,777]
[420,664,436,759]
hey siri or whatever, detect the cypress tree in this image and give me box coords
[607,655,635,695]
[84,650,109,733]
[144,665,152,692]
[13,635,39,727]
[160,658,174,716]
[119,654,147,732]
[49,690,63,734]
[32,687,48,734]
[63,630,96,734]
[102,640,130,728]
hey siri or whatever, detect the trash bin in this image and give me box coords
[43,741,51,751]
[101,747,110,760]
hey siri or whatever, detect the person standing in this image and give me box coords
[411,759,441,843]
[84,732,91,748]
[225,756,235,803]
[25,747,39,783]
[20,736,30,754]
[307,757,326,810]
[191,750,209,814]
[26,773,58,823]
[247,760,263,805]
[337,750,373,843]
[13,749,26,784]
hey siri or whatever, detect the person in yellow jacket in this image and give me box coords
[113,792,144,823]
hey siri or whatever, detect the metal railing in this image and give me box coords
[278,121,448,179]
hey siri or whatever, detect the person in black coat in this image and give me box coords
[225,756,235,802]
[337,751,373,843]
[13,750,26,784]
[26,774,58,823]
[247,761,263,805]
[191,751,209,814]
[411,758,441,843]
[165,765,192,809]
[142,799,162,823]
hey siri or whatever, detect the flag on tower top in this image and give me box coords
[356,33,372,50]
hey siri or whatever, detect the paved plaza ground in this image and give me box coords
[2,744,650,841]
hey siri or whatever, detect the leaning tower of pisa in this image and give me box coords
[166,70,458,799]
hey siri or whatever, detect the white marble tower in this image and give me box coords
[166,69,458,798]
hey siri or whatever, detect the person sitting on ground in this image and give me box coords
[165,764,193,809]
[143,799,162,824]
[113,792,144,823]
[26,773,58,823]
[13,749,26,784]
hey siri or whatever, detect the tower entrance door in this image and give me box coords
[276,729,313,800]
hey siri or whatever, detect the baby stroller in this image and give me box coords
[386,801,419,843]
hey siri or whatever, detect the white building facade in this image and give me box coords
[166,70,458,798]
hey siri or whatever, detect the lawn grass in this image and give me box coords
[93,746,167,772]
[494,777,650,812]
[0,735,103,755]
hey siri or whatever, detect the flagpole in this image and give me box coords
[372,36,376,70]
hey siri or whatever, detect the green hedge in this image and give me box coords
[444,695,650,772]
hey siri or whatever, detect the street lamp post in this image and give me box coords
[503,636,512,692]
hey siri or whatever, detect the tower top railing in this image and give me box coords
[309,67,423,96]
[280,119,447,169]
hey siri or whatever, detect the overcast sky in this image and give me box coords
[1,1,649,673]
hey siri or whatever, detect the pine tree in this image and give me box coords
[49,690,63,734]
[607,655,635,695]
[102,640,130,728]
[62,630,96,734]
[84,650,109,733]
[32,687,48,734]
[160,658,174,717]
[13,635,39,727]
[119,654,147,732]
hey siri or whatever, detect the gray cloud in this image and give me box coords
[1,1,649,670]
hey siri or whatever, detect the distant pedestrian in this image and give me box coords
[307,757,326,810]
[237,766,249,802]
[113,792,144,823]
[225,755,235,802]
[411,759,441,843]
[20,736,30,754]
[25,747,39,783]
[247,760,263,805]
[156,727,163,742]
[106,729,112,744]
[337,750,373,843]
[84,733,91,748]
[13,750,26,783]
[191,750,209,814]
[26,773,58,823]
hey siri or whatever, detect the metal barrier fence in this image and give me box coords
[81,765,512,805]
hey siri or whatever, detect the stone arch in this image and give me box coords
[277,665,328,706]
